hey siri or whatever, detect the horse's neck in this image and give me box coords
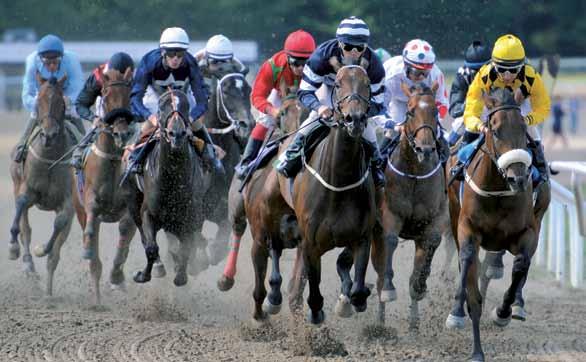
[472,148,509,190]
[33,124,68,156]
[318,127,364,179]
[95,132,118,155]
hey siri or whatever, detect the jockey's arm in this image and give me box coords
[524,72,551,126]
[298,60,325,112]
[130,60,153,122]
[433,72,449,122]
[21,53,38,113]
[251,60,278,116]
[75,72,101,122]
[188,60,209,121]
[62,53,84,108]
[463,69,485,133]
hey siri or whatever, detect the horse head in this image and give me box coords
[277,82,306,134]
[100,68,134,148]
[214,73,254,140]
[482,87,530,193]
[35,72,66,147]
[400,81,440,162]
[333,65,371,138]
[158,90,191,150]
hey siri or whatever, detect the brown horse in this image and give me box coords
[285,65,375,324]
[72,68,136,304]
[216,85,305,305]
[444,88,550,362]
[372,82,449,328]
[8,73,77,296]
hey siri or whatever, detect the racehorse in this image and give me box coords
[216,86,307,323]
[285,65,375,324]
[127,89,207,286]
[444,88,551,361]
[8,73,78,296]
[72,68,136,304]
[372,82,449,328]
[201,72,254,265]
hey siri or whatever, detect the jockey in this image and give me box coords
[194,34,247,78]
[381,39,450,162]
[234,29,316,179]
[128,27,223,174]
[447,40,491,146]
[15,34,84,163]
[275,17,387,187]
[451,34,551,183]
[71,52,135,170]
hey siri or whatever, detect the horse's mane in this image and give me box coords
[488,87,517,107]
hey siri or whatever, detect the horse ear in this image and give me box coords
[400,82,411,97]
[123,67,133,82]
[329,56,341,72]
[482,90,496,109]
[35,71,45,85]
[431,80,439,94]
[513,88,525,106]
[57,74,68,88]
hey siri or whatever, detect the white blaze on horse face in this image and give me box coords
[418,100,430,109]
[234,79,243,89]
[173,95,180,109]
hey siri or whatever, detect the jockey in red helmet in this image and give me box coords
[234,29,316,179]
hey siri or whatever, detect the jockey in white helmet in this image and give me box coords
[194,34,247,77]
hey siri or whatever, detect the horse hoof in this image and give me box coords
[251,314,269,328]
[8,243,20,260]
[445,313,466,330]
[110,270,125,286]
[334,294,353,318]
[485,265,504,280]
[262,298,282,315]
[217,275,235,291]
[152,262,166,278]
[380,288,397,303]
[133,270,151,284]
[110,281,127,292]
[491,307,511,327]
[307,309,325,325]
[81,247,93,260]
[511,305,527,321]
[174,273,188,287]
[33,244,48,258]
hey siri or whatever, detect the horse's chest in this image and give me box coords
[29,170,71,209]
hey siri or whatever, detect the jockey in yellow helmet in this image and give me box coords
[451,34,551,184]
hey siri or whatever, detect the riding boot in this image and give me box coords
[380,130,401,157]
[364,140,386,188]
[128,140,156,175]
[527,140,548,184]
[436,134,450,166]
[449,131,481,182]
[14,117,37,163]
[235,137,263,180]
[275,120,326,178]
[71,130,95,170]
[194,127,225,175]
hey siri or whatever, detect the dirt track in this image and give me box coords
[1,113,586,362]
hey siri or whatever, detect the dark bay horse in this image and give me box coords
[128,89,206,286]
[444,88,550,362]
[72,68,136,304]
[8,73,77,296]
[201,72,254,265]
[217,90,306,323]
[372,82,449,327]
[285,65,375,324]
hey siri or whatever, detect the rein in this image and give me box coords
[208,73,247,134]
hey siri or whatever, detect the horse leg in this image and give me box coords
[80,198,98,260]
[350,239,371,313]
[370,230,386,325]
[251,241,269,322]
[218,183,247,291]
[380,233,399,302]
[446,239,476,330]
[173,233,193,287]
[491,232,535,327]
[46,207,74,298]
[466,245,484,362]
[9,193,31,260]
[484,250,505,279]
[263,246,283,315]
[409,233,441,330]
[305,251,325,325]
[287,247,306,314]
[34,201,73,258]
[20,209,37,276]
[334,247,354,318]
[217,232,242,291]
[441,229,457,277]
[208,217,231,266]
[133,211,159,284]
[110,213,137,290]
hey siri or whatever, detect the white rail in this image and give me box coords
[536,161,586,288]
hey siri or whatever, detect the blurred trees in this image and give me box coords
[0,0,584,58]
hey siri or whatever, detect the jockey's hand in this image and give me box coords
[318,105,333,120]
[63,96,71,108]
[148,114,158,127]
[92,116,101,127]
[394,124,405,134]
[479,124,488,134]
[269,107,281,119]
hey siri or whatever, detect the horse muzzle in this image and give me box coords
[414,144,436,163]
[344,113,365,138]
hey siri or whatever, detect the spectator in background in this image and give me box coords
[569,97,579,134]
[545,95,568,149]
